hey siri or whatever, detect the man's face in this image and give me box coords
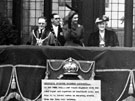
[97,21,106,31]
[72,14,78,24]
[38,18,47,29]
[51,14,60,26]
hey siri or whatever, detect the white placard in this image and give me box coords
[42,80,101,101]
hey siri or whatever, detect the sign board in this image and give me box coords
[42,80,101,101]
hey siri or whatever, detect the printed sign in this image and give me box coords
[42,80,101,101]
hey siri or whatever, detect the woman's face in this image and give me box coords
[97,22,106,31]
[71,14,78,24]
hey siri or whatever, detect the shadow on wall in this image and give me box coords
[0,13,20,45]
[0,0,20,45]
[0,0,6,16]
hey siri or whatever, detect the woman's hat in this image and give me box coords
[63,4,78,25]
[95,15,109,24]
[63,10,77,25]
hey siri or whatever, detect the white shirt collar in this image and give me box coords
[99,30,105,47]
[38,28,45,33]
[52,24,58,37]
[99,30,105,38]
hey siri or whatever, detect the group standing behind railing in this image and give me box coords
[27,11,119,47]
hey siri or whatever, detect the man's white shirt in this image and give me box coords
[52,24,58,37]
[99,30,105,47]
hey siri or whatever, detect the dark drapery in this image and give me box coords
[0,46,135,101]
[81,0,105,45]
[124,0,133,47]
[12,0,22,44]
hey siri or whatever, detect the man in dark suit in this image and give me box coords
[28,16,60,46]
[88,15,119,47]
[50,13,65,46]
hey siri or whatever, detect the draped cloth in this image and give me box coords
[0,46,135,101]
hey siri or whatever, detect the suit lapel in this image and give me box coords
[104,29,108,44]
[50,25,56,38]
[34,29,40,38]
[97,31,100,45]
[57,26,61,37]
[41,29,49,39]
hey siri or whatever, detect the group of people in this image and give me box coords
[27,11,119,47]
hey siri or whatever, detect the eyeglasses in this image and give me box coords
[54,18,60,20]
[38,23,45,25]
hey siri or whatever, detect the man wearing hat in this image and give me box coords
[87,15,119,47]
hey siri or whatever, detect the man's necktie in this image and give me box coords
[39,29,42,38]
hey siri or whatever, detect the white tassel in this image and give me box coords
[11,76,16,89]
[45,71,49,80]
[128,73,134,95]
[128,83,134,94]
[128,71,134,94]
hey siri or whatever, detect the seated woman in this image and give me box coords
[63,11,84,46]
[87,15,119,47]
